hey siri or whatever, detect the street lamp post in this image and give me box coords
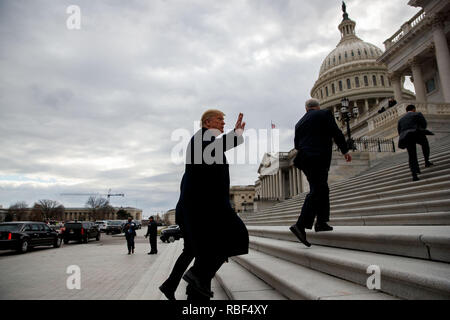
[335,97,359,151]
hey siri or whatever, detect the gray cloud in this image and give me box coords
[0,0,420,216]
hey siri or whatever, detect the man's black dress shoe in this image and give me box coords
[159,284,176,300]
[289,224,311,247]
[314,223,333,232]
[425,161,434,168]
[182,269,214,298]
[412,174,420,181]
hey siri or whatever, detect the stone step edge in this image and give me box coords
[245,226,450,263]
[214,258,287,300]
[249,236,450,300]
[244,211,450,226]
[231,250,397,300]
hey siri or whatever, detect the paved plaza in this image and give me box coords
[0,229,227,300]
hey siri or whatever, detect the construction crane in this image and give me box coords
[60,189,125,200]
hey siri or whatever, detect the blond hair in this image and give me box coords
[200,109,225,127]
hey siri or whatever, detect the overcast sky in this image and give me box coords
[0,0,420,218]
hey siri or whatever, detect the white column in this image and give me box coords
[275,172,279,199]
[432,17,450,102]
[390,73,403,102]
[410,57,427,102]
[279,171,284,200]
[289,168,293,198]
[293,168,298,196]
[364,99,369,113]
[296,168,302,194]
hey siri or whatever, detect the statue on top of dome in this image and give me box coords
[342,1,349,20]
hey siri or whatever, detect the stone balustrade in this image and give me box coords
[368,101,450,131]
[384,9,426,50]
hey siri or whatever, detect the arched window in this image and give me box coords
[347,79,351,89]
[364,75,369,86]
[380,75,385,87]
[351,51,355,57]
[364,49,368,56]
[339,80,343,91]
[339,55,341,62]
[372,75,377,86]
[325,86,329,97]
[345,52,348,59]
[358,50,361,56]
[320,89,323,99]
[332,83,335,94]
[355,77,360,88]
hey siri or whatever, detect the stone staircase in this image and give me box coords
[215,134,450,300]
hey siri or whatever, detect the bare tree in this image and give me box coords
[31,200,65,222]
[86,196,114,221]
[8,201,29,221]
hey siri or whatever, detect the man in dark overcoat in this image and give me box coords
[123,217,137,254]
[145,216,158,254]
[177,109,249,301]
[397,104,434,181]
[291,98,351,247]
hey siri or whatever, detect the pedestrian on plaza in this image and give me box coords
[397,104,434,181]
[291,98,351,247]
[173,109,249,301]
[123,217,137,254]
[145,216,158,255]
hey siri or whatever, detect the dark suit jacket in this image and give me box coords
[397,112,433,149]
[294,109,349,170]
[123,222,137,239]
[176,127,249,258]
[145,221,157,238]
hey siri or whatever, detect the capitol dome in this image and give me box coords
[319,38,384,77]
[310,4,415,138]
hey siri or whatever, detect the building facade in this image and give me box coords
[370,0,450,141]
[230,185,256,213]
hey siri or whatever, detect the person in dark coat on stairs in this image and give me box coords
[291,98,352,247]
[397,104,434,181]
[174,109,249,301]
[145,216,158,254]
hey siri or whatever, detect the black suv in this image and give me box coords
[62,221,100,244]
[160,225,182,243]
[105,220,124,235]
[0,222,62,254]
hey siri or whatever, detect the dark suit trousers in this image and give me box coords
[406,134,430,174]
[186,254,227,302]
[296,164,330,229]
[126,236,135,252]
[149,236,157,253]
[161,244,194,292]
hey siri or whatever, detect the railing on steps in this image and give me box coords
[334,138,396,153]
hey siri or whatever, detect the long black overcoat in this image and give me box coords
[175,127,249,258]
[294,109,348,170]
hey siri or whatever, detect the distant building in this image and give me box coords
[230,185,255,214]
[164,209,176,225]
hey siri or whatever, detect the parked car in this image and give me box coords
[95,220,108,232]
[133,220,142,230]
[61,221,100,244]
[0,221,62,254]
[160,224,182,243]
[105,220,124,235]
